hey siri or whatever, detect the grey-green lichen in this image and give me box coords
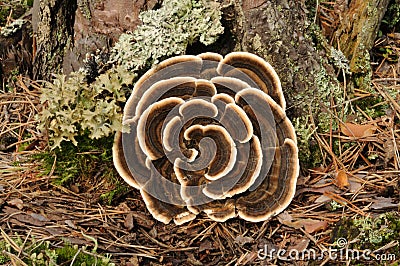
[329,47,351,75]
[38,0,224,149]
[38,67,135,149]
[294,117,317,161]
[314,61,343,132]
[78,0,91,19]
[293,58,343,165]
[111,0,224,70]
[0,19,26,36]
[289,23,347,166]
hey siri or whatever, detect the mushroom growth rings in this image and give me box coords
[113,52,299,224]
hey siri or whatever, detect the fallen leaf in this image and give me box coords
[2,206,20,215]
[370,197,399,210]
[288,238,310,253]
[315,195,331,203]
[132,211,154,229]
[341,122,376,138]
[149,226,157,238]
[65,219,77,229]
[7,198,24,210]
[334,170,350,189]
[116,202,130,212]
[302,220,329,233]
[277,211,293,224]
[234,235,254,245]
[278,218,301,229]
[296,185,336,197]
[278,216,328,233]
[45,227,67,235]
[70,184,80,193]
[30,213,49,222]
[127,256,139,266]
[348,177,363,193]
[11,214,46,226]
[198,240,214,252]
[124,212,134,230]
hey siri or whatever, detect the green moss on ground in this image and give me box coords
[332,212,400,254]
[34,135,129,204]
[0,236,114,265]
[35,135,115,185]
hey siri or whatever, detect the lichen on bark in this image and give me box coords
[333,0,390,91]
[227,0,343,166]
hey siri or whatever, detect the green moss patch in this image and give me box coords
[332,212,400,253]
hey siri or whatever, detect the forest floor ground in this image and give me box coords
[1,3,400,266]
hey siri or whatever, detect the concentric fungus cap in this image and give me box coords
[113,52,299,224]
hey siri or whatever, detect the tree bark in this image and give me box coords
[62,0,159,74]
[32,0,159,78]
[221,0,335,164]
[333,0,390,89]
[32,0,77,80]
[221,0,388,165]
[335,0,390,73]
[228,0,333,115]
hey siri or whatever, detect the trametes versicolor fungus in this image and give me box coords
[113,52,299,224]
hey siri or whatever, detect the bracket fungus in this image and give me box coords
[113,52,299,224]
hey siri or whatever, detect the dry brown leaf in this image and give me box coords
[341,122,376,138]
[234,235,254,246]
[116,202,131,212]
[278,216,328,233]
[334,170,350,189]
[124,212,134,230]
[348,177,363,193]
[277,211,293,224]
[302,220,329,233]
[7,198,24,210]
[278,212,305,229]
[70,184,80,193]
[370,197,399,210]
[10,214,46,226]
[127,256,139,266]
[296,185,336,197]
[315,194,331,203]
[65,219,77,229]
[132,211,155,229]
[2,206,20,215]
[288,238,310,253]
[30,213,49,222]
[198,240,214,252]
